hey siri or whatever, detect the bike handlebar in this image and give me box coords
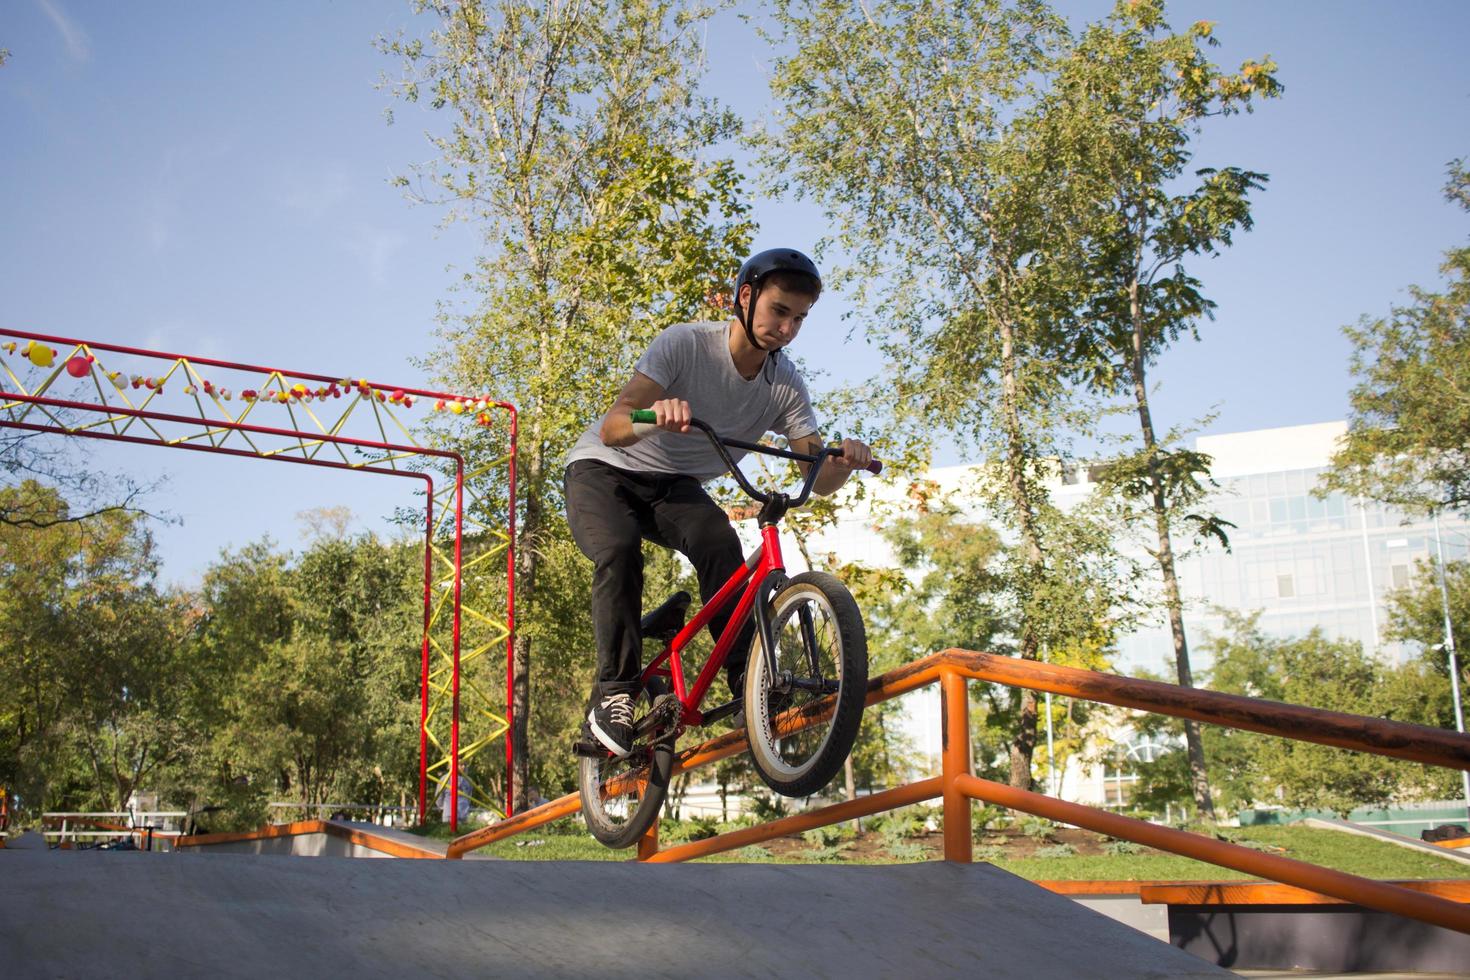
[629,409,882,507]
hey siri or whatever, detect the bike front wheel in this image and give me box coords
[744,571,867,798]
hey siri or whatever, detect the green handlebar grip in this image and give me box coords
[630,409,657,424]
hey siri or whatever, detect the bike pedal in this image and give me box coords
[571,737,608,758]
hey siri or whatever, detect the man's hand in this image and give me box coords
[792,433,876,496]
[827,437,873,473]
[650,398,693,435]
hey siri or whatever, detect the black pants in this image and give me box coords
[564,460,754,700]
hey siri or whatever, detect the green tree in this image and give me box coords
[1385,557,1470,687]
[858,495,1006,786]
[1130,616,1456,817]
[0,481,197,812]
[764,0,1125,790]
[1324,161,1470,516]
[383,0,753,810]
[1058,0,1281,821]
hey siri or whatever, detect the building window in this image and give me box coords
[1277,573,1295,598]
[1391,564,1410,589]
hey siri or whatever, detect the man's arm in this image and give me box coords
[789,432,873,497]
[599,371,692,446]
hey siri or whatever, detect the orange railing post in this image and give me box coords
[637,819,660,861]
[941,667,972,863]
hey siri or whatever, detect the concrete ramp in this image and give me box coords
[1,849,1228,978]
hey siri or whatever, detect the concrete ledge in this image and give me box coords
[176,819,447,860]
[1303,817,1470,867]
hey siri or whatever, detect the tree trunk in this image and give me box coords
[511,462,541,816]
[998,310,1043,792]
[1129,276,1216,822]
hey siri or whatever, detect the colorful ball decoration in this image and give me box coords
[65,355,95,378]
[23,341,56,367]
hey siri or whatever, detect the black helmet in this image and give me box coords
[732,248,822,352]
[733,248,823,305]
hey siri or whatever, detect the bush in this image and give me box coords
[661,816,720,844]
[975,804,1011,831]
[1033,843,1077,859]
[803,843,853,863]
[748,793,789,822]
[886,840,931,862]
[1019,816,1055,840]
[802,824,852,848]
[878,809,928,847]
[1103,839,1143,856]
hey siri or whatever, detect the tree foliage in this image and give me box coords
[1385,557,1470,683]
[1048,0,1280,820]
[1325,161,1470,516]
[382,0,753,809]
[764,0,1139,790]
[1129,615,1457,817]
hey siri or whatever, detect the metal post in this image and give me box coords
[637,819,659,861]
[1359,496,1380,655]
[1044,690,1056,796]
[940,667,972,862]
[1042,643,1056,797]
[1431,508,1470,820]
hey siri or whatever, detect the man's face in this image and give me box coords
[741,282,815,350]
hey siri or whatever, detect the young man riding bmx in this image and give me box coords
[564,248,873,758]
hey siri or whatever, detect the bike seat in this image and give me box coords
[641,590,691,643]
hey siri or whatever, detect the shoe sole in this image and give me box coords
[587,709,632,758]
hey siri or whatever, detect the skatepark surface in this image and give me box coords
[1,830,1229,978]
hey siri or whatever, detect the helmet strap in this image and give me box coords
[737,282,769,353]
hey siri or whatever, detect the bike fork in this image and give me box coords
[752,569,789,689]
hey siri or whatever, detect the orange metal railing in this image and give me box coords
[448,649,1470,935]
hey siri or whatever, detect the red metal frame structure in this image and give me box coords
[0,328,516,829]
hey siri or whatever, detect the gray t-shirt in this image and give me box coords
[566,321,821,483]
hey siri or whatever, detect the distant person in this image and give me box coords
[437,773,473,824]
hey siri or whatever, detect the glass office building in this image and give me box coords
[1104,421,1470,673]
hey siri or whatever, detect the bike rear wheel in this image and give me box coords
[578,681,675,849]
[744,571,867,798]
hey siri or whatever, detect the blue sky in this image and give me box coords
[2,0,1467,584]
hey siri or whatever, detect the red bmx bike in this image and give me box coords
[576,411,882,848]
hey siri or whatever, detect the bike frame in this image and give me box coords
[639,523,786,727]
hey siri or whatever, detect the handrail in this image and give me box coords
[447,650,1470,935]
[936,649,1470,770]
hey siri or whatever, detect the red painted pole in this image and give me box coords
[419,485,435,827]
[449,465,465,832]
[504,408,518,817]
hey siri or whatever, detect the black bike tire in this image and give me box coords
[578,738,672,849]
[578,682,674,849]
[744,570,867,798]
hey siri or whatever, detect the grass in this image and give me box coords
[430,816,1470,881]
[995,826,1469,882]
